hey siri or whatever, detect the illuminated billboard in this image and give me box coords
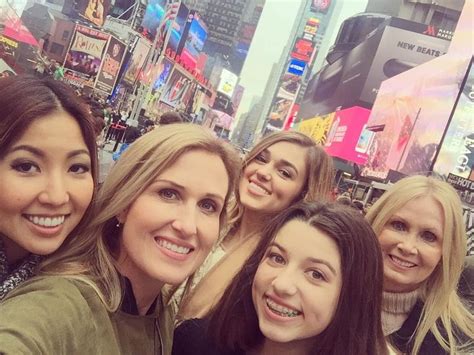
[95,36,126,94]
[361,54,471,180]
[179,11,208,70]
[76,0,112,27]
[63,24,110,88]
[167,3,189,54]
[324,106,371,164]
[310,0,331,14]
[297,112,335,145]
[140,0,167,41]
[217,69,238,98]
[122,37,151,85]
[160,68,194,109]
[290,37,315,63]
[433,58,474,183]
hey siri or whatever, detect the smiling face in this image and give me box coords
[0,111,94,261]
[378,195,444,292]
[239,142,308,214]
[252,219,342,351]
[117,149,229,290]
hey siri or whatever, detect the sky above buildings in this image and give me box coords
[236,0,368,122]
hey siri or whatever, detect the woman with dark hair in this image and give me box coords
[0,75,98,299]
[173,202,389,355]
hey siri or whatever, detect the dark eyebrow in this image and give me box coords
[261,149,299,174]
[154,179,225,203]
[269,242,337,276]
[9,145,90,159]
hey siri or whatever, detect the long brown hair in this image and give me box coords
[208,201,387,355]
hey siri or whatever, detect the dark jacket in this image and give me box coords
[173,318,242,355]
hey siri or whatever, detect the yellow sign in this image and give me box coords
[0,35,18,48]
[298,112,335,145]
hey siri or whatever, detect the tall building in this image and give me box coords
[261,0,342,133]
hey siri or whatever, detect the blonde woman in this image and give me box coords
[366,176,474,355]
[0,124,240,354]
[178,131,334,319]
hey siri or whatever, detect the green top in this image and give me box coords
[0,276,175,355]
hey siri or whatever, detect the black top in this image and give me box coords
[173,318,243,355]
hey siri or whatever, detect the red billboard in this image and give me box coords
[290,37,315,63]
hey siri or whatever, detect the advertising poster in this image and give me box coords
[297,112,335,145]
[140,0,167,41]
[122,37,151,86]
[290,37,315,63]
[160,68,193,109]
[146,58,174,116]
[361,54,471,180]
[76,0,111,27]
[179,11,208,70]
[63,24,110,88]
[433,59,474,182]
[217,69,238,98]
[95,36,126,94]
[267,73,303,130]
[167,3,189,54]
[324,106,371,164]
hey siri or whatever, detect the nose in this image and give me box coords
[256,164,272,181]
[271,268,298,297]
[396,233,418,256]
[171,204,198,238]
[37,173,70,206]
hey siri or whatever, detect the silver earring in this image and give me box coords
[116,222,120,227]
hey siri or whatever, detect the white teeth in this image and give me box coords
[27,215,65,227]
[249,182,270,195]
[265,297,300,317]
[157,239,191,254]
[390,255,416,268]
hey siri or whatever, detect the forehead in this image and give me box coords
[156,150,229,197]
[263,142,307,163]
[11,111,87,149]
[273,219,341,267]
[393,196,445,233]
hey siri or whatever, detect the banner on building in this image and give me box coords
[76,0,111,27]
[122,37,151,86]
[95,36,126,94]
[160,68,194,109]
[63,24,110,88]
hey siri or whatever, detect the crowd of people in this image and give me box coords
[0,75,473,355]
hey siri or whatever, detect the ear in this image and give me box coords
[116,208,129,224]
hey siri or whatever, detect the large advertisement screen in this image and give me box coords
[140,0,167,42]
[433,59,474,184]
[267,73,302,130]
[63,24,110,88]
[361,54,471,180]
[324,106,371,164]
[160,68,194,109]
[217,69,238,98]
[122,37,151,85]
[297,112,335,145]
[179,12,208,70]
[95,36,126,94]
[76,0,111,27]
[166,3,189,54]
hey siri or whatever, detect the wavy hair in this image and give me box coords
[209,201,387,355]
[41,124,240,311]
[366,175,474,354]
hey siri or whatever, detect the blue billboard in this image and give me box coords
[288,59,306,76]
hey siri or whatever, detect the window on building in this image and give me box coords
[49,42,64,56]
[62,30,70,41]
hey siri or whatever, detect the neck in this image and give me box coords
[250,338,312,355]
[223,209,266,250]
[0,235,29,265]
[116,256,163,316]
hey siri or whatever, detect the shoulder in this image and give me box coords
[0,276,106,353]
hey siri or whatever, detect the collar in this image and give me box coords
[120,276,159,316]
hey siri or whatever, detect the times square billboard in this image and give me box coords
[298,17,452,121]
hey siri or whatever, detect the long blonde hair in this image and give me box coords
[40,124,241,311]
[227,131,335,230]
[366,175,474,354]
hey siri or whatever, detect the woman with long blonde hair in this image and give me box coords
[0,124,240,354]
[178,131,334,320]
[366,175,474,354]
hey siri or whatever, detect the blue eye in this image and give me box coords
[12,161,40,174]
[199,199,217,213]
[390,220,406,231]
[159,189,179,200]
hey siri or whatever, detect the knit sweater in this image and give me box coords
[382,289,420,336]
